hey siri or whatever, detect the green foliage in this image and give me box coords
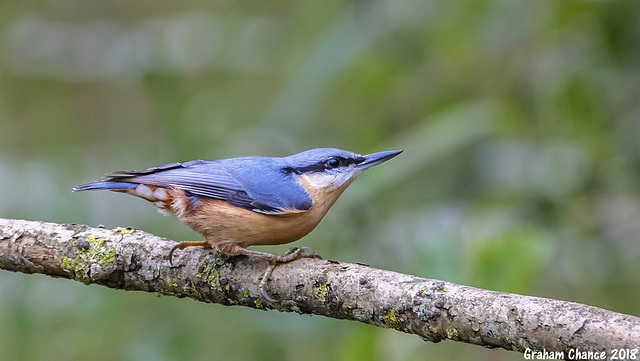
[469,227,552,294]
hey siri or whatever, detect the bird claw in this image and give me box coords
[259,263,278,303]
[260,287,277,303]
[167,241,212,265]
[274,246,320,263]
[168,243,181,265]
[298,246,322,259]
[258,246,320,302]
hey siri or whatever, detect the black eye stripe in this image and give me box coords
[284,156,364,174]
[323,156,362,169]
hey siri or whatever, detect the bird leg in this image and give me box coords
[168,241,320,302]
[233,246,320,302]
[168,241,212,265]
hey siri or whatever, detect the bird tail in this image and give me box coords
[73,181,171,206]
[72,181,137,192]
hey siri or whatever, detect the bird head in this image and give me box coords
[283,148,402,192]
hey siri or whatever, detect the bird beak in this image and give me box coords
[358,150,403,170]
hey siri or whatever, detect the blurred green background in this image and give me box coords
[1,1,639,360]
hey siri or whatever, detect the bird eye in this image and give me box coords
[326,157,341,169]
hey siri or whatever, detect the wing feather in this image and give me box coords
[102,159,311,214]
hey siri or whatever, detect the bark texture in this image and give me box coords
[1,218,638,356]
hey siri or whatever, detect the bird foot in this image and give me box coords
[168,241,212,265]
[168,243,320,302]
[247,247,320,302]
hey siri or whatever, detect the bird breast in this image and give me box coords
[165,176,352,249]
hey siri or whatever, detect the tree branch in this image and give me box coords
[1,218,638,356]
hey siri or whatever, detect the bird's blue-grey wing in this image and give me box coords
[223,158,313,214]
[94,159,311,214]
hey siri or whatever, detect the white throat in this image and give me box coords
[299,171,358,191]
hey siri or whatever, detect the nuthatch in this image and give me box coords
[74,148,402,300]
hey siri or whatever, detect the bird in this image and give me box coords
[73,148,402,301]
